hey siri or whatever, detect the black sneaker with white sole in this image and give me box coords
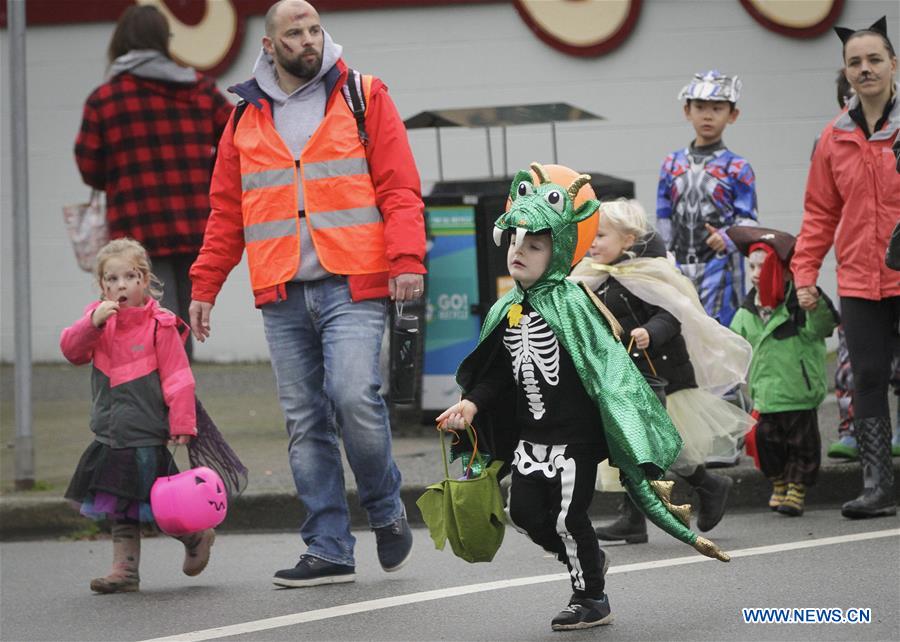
[551,594,613,631]
[373,515,413,572]
[272,554,355,588]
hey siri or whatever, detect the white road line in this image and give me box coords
[140,528,900,642]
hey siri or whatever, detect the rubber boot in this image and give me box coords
[768,477,786,511]
[777,482,806,517]
[594,495,648,544]
[892,403,900,457]
[690,467,733,532]
[90,521,140,593]
[842,417,897,519]
[177,529,216,576]
[827,434,859,460]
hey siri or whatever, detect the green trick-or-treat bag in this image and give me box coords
[416,425,505,563]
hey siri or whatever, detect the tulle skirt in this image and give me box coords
[596,387,753,491]
[64,441,177,524]
[667,387,753,471]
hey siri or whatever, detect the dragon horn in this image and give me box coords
[530,162,550,185]
[567,174,591,201]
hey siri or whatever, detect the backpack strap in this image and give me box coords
[153,311,191,347]
[233,72,369,145]
[342,68,369,147]
[232,100,250,134]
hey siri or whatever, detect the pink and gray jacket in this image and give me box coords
[60,298,196,447]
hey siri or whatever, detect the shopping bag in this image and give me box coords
[62,189,108,272]
[416,423,505,563]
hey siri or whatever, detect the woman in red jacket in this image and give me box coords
[74,5,232,358]
[791,17,899,519]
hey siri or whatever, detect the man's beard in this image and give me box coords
[274,45,323,81]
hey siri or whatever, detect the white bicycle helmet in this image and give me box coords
[678,70,741,103]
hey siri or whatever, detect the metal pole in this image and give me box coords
[501,126,508,177]
[550,121,558,164]
[9,0,35,490]
[484,127,494,178]
[435,127,444,182]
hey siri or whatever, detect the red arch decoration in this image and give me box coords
[739,0,845,39]
[512,0,642,57]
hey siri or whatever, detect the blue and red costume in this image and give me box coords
[656,145,758,326]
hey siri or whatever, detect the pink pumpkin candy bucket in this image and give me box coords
[150,466,228,536]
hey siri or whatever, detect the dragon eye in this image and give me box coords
[545,190,564,213]
[517,181,533,197]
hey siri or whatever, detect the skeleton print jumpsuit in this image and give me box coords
[463,298,610,600]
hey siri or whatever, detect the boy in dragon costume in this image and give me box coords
[437,163,728,632]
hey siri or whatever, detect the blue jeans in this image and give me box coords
[261,277,403,566]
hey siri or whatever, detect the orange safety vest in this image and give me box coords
[232,76,388,291]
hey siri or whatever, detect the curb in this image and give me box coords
[2,462,898,541]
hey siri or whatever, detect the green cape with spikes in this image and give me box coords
[455,164,729,561]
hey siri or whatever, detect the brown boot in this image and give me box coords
[90,521,140,594]
[178,529,215,576]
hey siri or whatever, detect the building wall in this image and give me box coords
[2,0,896,361]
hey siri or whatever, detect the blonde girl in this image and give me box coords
[61,238,213,593]
[572,200,753,541]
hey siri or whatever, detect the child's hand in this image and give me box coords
[704,223,727,253]
[796,286,819,310]
[170,435,193,446]
[630,327,651,350]
[436,399,478,431]
[92,300,120,327]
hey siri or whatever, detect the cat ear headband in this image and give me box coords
[834,16,892,51]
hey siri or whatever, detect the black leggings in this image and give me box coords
[507,441,606,599]
[840,296,900,418]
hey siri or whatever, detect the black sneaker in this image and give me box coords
[551,594,613,631]
[272,554,355,588]
[373,515,413,572]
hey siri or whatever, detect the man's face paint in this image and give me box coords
[265,4,325,81]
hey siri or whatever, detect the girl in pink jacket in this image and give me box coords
[61,239,214,593]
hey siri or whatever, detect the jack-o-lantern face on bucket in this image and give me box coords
[151,466,228,536]
[195,471,227,512]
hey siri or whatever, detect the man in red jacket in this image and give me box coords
[189,0,426,586]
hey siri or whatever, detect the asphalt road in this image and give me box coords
[1,509,897,642]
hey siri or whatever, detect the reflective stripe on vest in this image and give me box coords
[232,74,388,291]
[300,73,388,275]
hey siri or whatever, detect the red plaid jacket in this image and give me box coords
[75,72,233,258]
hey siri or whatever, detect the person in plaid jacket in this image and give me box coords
[74,5,232,357]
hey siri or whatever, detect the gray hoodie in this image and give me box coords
[253,31,344,281]
[108,49,197,83]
